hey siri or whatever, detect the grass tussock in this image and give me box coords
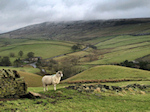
[138,91,146,95]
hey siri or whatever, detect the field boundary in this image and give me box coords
[63,78,144,84]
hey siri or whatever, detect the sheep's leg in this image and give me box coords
[46,85,48,91]
[43,84,46,92]
[54,84,56,91]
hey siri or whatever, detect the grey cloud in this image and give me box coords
[0,0,150,33]
[94,0,150,12]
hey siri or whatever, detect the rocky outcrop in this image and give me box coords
[0,69,27,98]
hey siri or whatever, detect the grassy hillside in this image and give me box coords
[18,71,42,87]
[0,19,150,66]
[84,35,150,64]
[96,35,150,49]
[0,19,149,86]
[52,34,150,66]
[1,18,150,42]
[0,38,73,62]
[1,86,150,111]
[64,65,150,82]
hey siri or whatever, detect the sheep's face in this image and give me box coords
[57,71,63,77]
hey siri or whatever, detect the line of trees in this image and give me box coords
[9,51,24,57]
[0,51,35,67]
[117,60,150,71]
[0,56,11,66]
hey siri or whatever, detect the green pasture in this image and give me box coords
[112,42,150,51]
[54,50,91,62]
[54,35,150,65]
[18,71,42,87]
[64,65,150,82]
[0,66,40,74]
[0,38,29,47]
[96,35,150,49]
[1,85,150,112]
[1,65,150,111]
[0,39,73,62]
[89,35,150,65]
[90,45,150,64]
[83,36,114,45]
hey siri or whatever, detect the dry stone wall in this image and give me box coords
[66,83,150,93]
[0,69,27,98]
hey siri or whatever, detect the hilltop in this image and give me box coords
[0,18,150,42]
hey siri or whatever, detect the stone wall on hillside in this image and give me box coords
[66,83,150,93]
[0,69,27,98]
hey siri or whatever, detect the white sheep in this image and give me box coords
[42,71,63,92]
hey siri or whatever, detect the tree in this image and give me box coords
[71,43,83,51]
[18,51,23,57]
[71,45,79,51]
[88,44,97,49]
[68,56,79,65]
[10,52,15,57]
[27,52,34,58]
[139,61,148,70]
[0,56,11,66]
[13,58,23,67]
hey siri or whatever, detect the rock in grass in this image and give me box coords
[94,87,101,93]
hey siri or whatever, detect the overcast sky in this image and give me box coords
[0,0,150,33]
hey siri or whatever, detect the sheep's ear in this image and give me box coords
[57,71,60,74]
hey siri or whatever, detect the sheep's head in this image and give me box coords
[56,71,63,77]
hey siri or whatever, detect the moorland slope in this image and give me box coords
[0,18,150,42]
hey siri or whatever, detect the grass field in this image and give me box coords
[52,34,150,65]
[18,71,42,87]
[0,34,149,66]
[1,62,150,112]
[0,38,73,62]
[84,35,150,64]
[64,65,150,82]
[1,84,150,112]
[89,46,150,64]
[96,35,150,49]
